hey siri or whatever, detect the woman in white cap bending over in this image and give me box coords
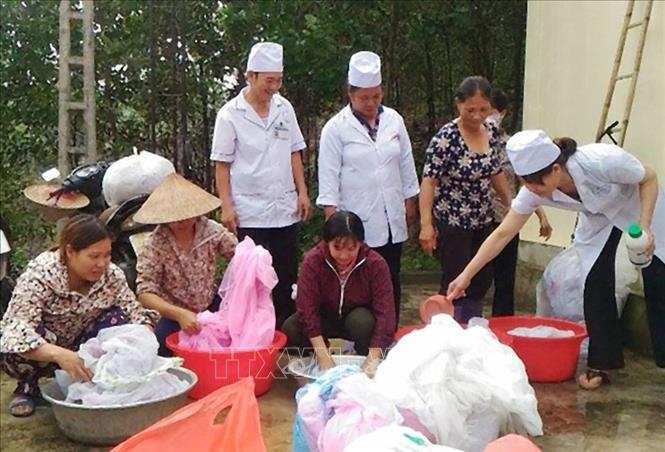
[210,42,310,328]
[317,51,419,324]
[448,130,665,388]
[134,174,237,356]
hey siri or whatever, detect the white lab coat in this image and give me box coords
[317,105,420,247]
[210,88,306,228]
[512,143,665,277]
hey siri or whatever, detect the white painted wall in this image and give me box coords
[520,0,665,248]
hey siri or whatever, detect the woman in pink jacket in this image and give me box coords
[282,211,395,373]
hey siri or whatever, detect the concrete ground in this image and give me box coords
[1,281,664,451]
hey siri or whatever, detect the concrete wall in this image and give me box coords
[520,0,665,249]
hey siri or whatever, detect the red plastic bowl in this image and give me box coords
[488,316,587,382]
[419,295,454,324]
[166,331,287,399]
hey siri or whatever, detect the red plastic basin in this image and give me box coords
[166,330,287,399]
[488,316,587,382]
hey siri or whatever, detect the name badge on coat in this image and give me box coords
[273,122,289,140]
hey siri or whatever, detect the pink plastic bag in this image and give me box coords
[179,237,277,351]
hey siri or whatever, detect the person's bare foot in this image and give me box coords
[578,369,610,390]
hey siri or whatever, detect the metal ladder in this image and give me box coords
[57,0,96,175]
[596,0,654,145]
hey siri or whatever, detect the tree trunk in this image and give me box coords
[148,0,157,154]
[510,1,527,133]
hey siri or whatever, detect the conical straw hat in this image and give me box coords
[24,183,90,209]
[133,173,221,224]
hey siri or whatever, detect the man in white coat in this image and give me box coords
[448,130,665,389]
[317,51,420,324]
[211,42,310,327]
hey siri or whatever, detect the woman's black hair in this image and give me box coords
[323,211,365,243]
[521,137,578,185]
[455,76,491,102]
[59,213,112,262]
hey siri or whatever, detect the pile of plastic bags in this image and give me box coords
[179,236,277,351]
[292,315,543,452]
[61,324,188,406]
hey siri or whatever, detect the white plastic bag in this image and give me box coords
[102,151,175,206]
[536,244,639,321]
[535,247,584,322]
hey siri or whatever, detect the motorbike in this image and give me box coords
[26,161,157,291]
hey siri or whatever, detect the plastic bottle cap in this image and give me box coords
[628,223,643,238]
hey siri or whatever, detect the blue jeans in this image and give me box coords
[155,295,221,357]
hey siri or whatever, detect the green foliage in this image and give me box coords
[1,0,526,273]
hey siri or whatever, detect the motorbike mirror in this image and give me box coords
[42,167,61,182]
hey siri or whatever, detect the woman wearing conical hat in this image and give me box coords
[134,173,237,356]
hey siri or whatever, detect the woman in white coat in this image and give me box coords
[448,130,665,389]
[317,51,420,324]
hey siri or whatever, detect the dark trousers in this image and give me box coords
[585,227,624,370]
[281,307,376,356]
[1,307,127,397]
[437,222,493,322]
[372,240,402,326]
[155,295,221,357]
[642,255,665,367]
[238,223,299,329]
[491,231,519,317]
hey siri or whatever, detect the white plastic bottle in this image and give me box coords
[625,223,652,268]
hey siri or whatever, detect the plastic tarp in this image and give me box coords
[63,324,187,406]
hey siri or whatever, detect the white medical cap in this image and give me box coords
[246,42,283,73]
[507,130,561,176]
[348,51,382,88]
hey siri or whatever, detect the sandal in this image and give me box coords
[578,368,611,390]
[8,395,35,417]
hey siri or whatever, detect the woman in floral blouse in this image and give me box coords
[134,173,237,356]
[419,76,512,323]
[0,214,156,417]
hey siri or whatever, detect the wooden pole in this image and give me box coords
[82,0,97,163]
[58,0,72,176]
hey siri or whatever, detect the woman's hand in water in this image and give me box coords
[316,352,336,371]
[177,309,201,334]
[56,349,93,382]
